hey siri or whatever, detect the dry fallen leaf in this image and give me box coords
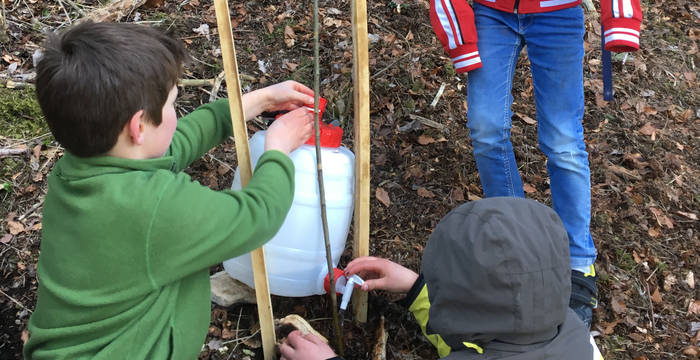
[689,299,700,315]
[467,192,482,201]
[417,187,435,198]
[523,183,537,193]
[664,273,677,292]
[639,122,658,137]
[417,135,436,145]
[612,296,627,314]
[8,220,24,235]
[649,207,674,229]
[284,25,296,47]
[517,112,537,125]
[677,211,698,220]
[685,271,695,289]
[375,187,391,207]
[650,286,663,304]
[602,318,622,335]
[648,227,661,238]
[0,234,11,244]
[451,188,464,202]
[683,346,699,356]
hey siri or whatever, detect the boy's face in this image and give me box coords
[144,86,178,158]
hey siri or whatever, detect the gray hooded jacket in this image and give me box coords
[402,197,599,359]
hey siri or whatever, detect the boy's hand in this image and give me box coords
[264,108,313,155]
[264,80,315,112]
[345,256,419,293]
[279,330,337,360]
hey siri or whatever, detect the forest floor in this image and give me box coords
[0,0,698,359]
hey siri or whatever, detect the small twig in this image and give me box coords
[221,328,260,346]
[371,52,410,80]
[56,0,73,24]
[430,83,447,108]
[80,0,145,23]
[0,0,9,44]
[61,0,86,16]
[0,147,28,157]
[179,78,215,87]
[646,283,656,332]
[207,154,234,173]
[209,71,226,102]
[4,133,52,147]
[0,288,32,313]
[408,114,448,132]
[19,198,44,221]
[3,80,33,89]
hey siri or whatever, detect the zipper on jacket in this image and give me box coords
[514,0,520,13]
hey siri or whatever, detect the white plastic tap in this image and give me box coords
[339,274,365,310]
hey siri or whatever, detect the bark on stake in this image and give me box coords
[212,1,276,358]
[351,0,371,323]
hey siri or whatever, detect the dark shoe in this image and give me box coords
[570,265,598,329]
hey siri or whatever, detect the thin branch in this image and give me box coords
[0,288,32,313]
[18,198,44,221]
[430,83,447,108]
[313,0,343,355]
[370,52,410,80]
[0,148,29,157]
[3,80,33,89]
[209,70,226,102]
[79,0,145,23]
[408,114,448,132]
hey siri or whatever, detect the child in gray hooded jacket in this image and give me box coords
[279,197,603,360]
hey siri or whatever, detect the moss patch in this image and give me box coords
[0,88,48,139]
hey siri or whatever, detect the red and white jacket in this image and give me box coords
[430,0,642,73]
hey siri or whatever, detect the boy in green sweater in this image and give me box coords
[24,21,315,359]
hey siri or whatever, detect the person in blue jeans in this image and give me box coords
[429,0,642,328]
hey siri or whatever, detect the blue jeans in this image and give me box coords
[466,3,595,267]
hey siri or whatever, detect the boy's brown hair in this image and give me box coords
[36,21,186,157]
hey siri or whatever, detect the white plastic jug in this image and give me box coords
[223,125,355,296]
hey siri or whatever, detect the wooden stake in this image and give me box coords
[212,1,276,358]
[351,0,370,323]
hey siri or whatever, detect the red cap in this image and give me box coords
[323,268,345,295]
[305,97,328,120]
[305,122,343,148]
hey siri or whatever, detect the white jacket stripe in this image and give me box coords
[605,33,640,45]
[435,0,458,49]
[453,51,479,61]
[622,0,634,17]
[604,28,639,36]
[540,0,578,7]
[454,56,481,69]
[613,0,620,18]
[444,0,463,46]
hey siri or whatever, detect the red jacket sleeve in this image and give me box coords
[430,0,481,73]
[600,0,642,52]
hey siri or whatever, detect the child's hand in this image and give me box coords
[264,107,313,155]
[279,330,337,360]
[345,256,419,293]
[264,80,315,112]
